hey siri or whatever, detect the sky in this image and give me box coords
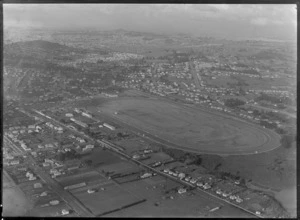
[4,4,297,41]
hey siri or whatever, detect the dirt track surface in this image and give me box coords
[94,95,281,155]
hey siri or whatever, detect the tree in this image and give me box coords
[159,75,170,84]
[280,134,295,149]
[238,87,246,96]
[214,163,222,171]
[84,159,93,167]
[275,127,287,135]
[193,157,202,165]
[56,152,66,162]
[253,109,260,117]
[224,98,246,108]
[117,132,124,138]
[104,172,110,177]
[240,178,246,185]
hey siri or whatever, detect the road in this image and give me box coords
[4,135,23,155]
[189,59,202,89]
[29,162,94,217]
[4,134,94,217]
[17,107,43,121]
[29,108,261,218]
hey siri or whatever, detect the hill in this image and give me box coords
[3,39,130,103]
[7,40,71,51]
[4,40,74,58]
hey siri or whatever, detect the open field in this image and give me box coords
[106,176,253,217]
[56,170,103,187]
[199,143,296,217]
[113,173,142,184]
[28,202,71,217]
[82,93,281,155]
[73,183,143,216]
[205,75,237,88]
[143,152,172,163]
[95,160,138,173]
[238,75,296,89]
[141,47,172,58]
[274,186,297,217]
[107,194,253,218]
[206,75,295,90]
[34,195,62,206]
[114,138,152,154]
[3,171,33,217]
[3,171,15,187]
[81,148,123,166]
[69,180,114,195]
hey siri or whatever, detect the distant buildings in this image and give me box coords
[64,182,86,190]
[82,112,92,118]
[70,118,88,128]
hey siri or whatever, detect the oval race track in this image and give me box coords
[89,95,281,155]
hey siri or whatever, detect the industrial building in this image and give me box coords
[82,112,92,118]
[64,182,86,190]
[65,113,74,117]
[103,123,116,131]
[70,118,88,128]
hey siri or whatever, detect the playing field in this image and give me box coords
[56,170,103,187]
[89,93,281,155]
[73,183,143,216]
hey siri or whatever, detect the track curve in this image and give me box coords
[94,94,281,155]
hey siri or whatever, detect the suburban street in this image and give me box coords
[4,134,94,217]
[189,59,202,89]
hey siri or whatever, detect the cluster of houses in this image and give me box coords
[4,117,97,176]
[156,62,192,80]
[103,52,143,62]
[249,89,291,97]
[161,167,248,205]
[132,148,153,160]
[101,92,118,98]
[45,122,64,133]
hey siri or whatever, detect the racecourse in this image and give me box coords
[87,92,281,155]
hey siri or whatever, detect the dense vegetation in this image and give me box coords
[224,98,246,108]
[256,93,293,105]
[280,134,296,149]
[55,149,81,162]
